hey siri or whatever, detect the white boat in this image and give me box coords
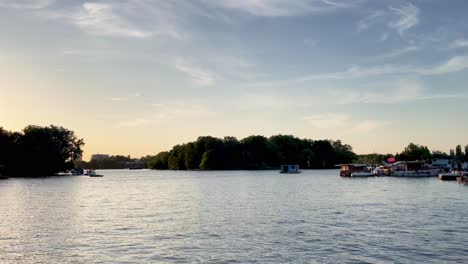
[337,164,370,177]
[280,165,301,174]
[85,170,104,177]
[390,161,440,177]
[438,172,460,181]
[351,171,375,177]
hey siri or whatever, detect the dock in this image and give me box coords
[438,173,460,181]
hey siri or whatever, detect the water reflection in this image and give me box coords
[1,170,467,263]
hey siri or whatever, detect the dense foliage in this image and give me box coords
[355,143,468,165]
[147,135,356,170]
[0,125,84,176]
[76,155,149,170]
[355,153,394,165]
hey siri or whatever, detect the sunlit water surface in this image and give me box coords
[1,170,467,263]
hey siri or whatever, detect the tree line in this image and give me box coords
[75,155,149,170]
[2,125,466,176]
[0,125,84,177]
[146,135,357,170]
[355,143,468,165]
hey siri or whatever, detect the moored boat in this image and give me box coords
[351,171,375,177]
[457,174,468,184]
[85,170,104,177]
[438,172,460,181]
[338,164,373,177]
[390,161,440,177]
[280,165,301,174]
[0,165,7,179]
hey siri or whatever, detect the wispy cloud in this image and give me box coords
[176,59,216,86]
[303,113,349,129]
[375,45,420,60]
[389,3,419,35]
[0,0,53,9]
[205,0,362,17]
[116,102,213,128]
[350,120,381,133]
[107,93,142,102]
[298,55,468,80]
[71,3,152,38]
[451,38,468,48]
[329,79,465,105]
[357,3,419,37]
[357,10,385,32]
[380,32,389,41]
[304,37,320,47]
[303,113,384,133]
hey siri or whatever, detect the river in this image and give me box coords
[1,170,467,263]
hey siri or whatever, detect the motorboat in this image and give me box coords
[337,164,372,177]
[280,165,301,174]
[85,170,104,177]
[0,165,7,179]
[390,161,440,177]
[438,172,460,181]
[457,174,468,184]
[351,171,375,177]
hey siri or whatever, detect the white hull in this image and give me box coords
[392,169,439,177]
[351,172,375,177]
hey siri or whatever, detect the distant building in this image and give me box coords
[432,158,451,172]
[125,161,146,169]
[91,154,110,161]
[432,158,450,167]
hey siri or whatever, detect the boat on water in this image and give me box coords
[337,164,374,177]
[390,161,440,177]
[438,172,460,181]
[0,165,7,179]
[351,171,375,177]
[84,170,104,177]
[280,165,301,174]
[70,168,84,176]
[457,173,468,184]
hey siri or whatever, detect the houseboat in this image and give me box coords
[0,165,7,180]
[85,170,104,177]
[390,161,440,177]
[280,165,301,174]
[438,172,460,181]
[338,164,372,177]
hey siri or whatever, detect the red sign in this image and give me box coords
[387,157,396,163]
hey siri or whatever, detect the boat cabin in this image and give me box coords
[280,164,301,174]
[338,164,369,177]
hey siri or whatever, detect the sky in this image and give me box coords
[1,0,468,160]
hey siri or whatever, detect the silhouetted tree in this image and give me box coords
[396,143,431,161]
[0,125,84,176]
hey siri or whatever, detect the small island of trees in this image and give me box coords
[0,125,84,177]
[146,135,356,170]
[2,124,467,177]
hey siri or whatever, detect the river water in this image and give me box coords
[1,170,467,263]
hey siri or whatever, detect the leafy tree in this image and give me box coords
[465,145,468,162]
[455,145,463,160]
[355,153,390,165]
[184,142,198,170]
[168,144,186,170]
[240,135,270,169]
[149,134,358,170]
[0,125,84,176]
[431,151,449,159]
[396,143,431,161]
[147,152,169,169]
[310,140,335,168]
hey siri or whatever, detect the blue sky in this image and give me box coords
[1,0,468,159]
